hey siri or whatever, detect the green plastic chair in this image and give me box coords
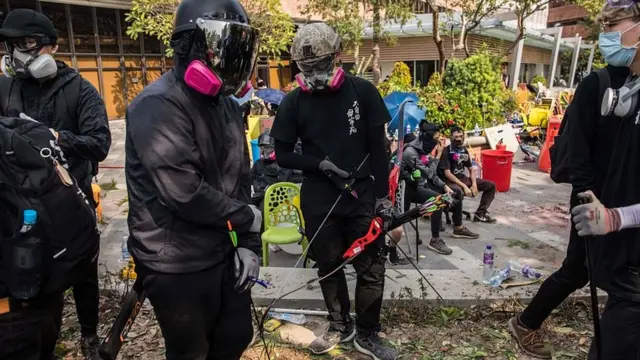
[261,182,308,267]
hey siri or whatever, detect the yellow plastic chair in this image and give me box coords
[261,182,308,266]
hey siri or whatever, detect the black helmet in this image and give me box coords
[258,129,274,147]
[171,0,259,96]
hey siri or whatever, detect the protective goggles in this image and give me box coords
[607,0,639,8]
[194,17,259,95]
[3,34,55,52]
[297,55,335,75]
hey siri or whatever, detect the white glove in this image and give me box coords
[234,247,260,293]
[249,204,262,233]
[571,191,621,236]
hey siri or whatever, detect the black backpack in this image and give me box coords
[0,116,99,296]
[550,68,611,184]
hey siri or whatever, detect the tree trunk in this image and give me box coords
[353,45,360,75]
[506,16,525,55]
[463,33,471,58]
[432,11,446,73]
[371,1,382,84]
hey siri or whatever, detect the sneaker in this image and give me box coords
[427,237,452,255]
[309,330,341,354]
[452,226,479,239]
[508,316,552,359]
[81,334,100,360]
[354,333,399,360]
[388,248,410,266]
[474,212,497,223]
[309,323,355,354]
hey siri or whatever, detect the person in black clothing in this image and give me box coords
[0,9,110,360]
[508,4,640,359]
[250,129,299,207]
[440,126,497,223]
[125,0,262,359]
[403,121,479,256]
[271,23,397,360]
[384,135,410,266]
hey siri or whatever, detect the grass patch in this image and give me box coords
[100,179,118,191]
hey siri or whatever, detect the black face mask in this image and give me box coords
[420,133,438,153]
[452,139,464,147]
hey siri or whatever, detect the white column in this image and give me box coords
[569,35,582,88]
[510,38,525,90]
[585,44,595,74]
[548,27,563,88]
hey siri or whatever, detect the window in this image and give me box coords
[144,34,163,55]
[120,10,141,54]
[415,60,436,87]
[96,7,119,54]
[256,66,269,87]
[70,5,96,53]
[39,2,69,53]
[7,0,37,10]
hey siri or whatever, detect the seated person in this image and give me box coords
[385,135,410,265]
[250,129,296,207]
[403,121,479,256]
[439,126,497,223]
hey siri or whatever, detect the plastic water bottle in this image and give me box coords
[405,124,412,135]
[471,160,481,179]
[482,245,494,284]
[394,129,399,140]
[415,124,420,134]
[508,260,542,279]
[268,312,307,325]
[474,124,481,137]
[120,235,130,263]
[488,266,511,287]
[10,210,43,299]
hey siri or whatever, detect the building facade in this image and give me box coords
[547,0,590,38]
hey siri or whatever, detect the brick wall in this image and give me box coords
[548,4,588,24]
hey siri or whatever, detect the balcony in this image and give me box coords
[548,4,588,25]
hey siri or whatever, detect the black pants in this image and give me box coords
[588,295,640,360]
[519,192,588,330]
[0,292,64,360]
[71,256,99,337]
[141,262,253,360]
[306,213,386,336]
[405,183,463,237]
[447,177,496,216]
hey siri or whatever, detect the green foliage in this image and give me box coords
[559,45,605,84]
[377,62,413,97]
[126,0,295,59]
[531,74,547,86]
[418,51,514,132]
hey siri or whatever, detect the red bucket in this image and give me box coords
[481,150,514,192]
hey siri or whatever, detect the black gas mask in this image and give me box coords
[418,121,439,153]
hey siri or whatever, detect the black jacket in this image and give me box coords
[0,61,111,197]
[568,66,640,301]
[250,158,299,199]
[125,70,258,274]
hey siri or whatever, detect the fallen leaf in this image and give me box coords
[579,337,587,345]
[553,326,573,334]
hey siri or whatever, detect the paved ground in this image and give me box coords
[97,120,581,305]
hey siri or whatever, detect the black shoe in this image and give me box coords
[81,334,100,360]
[474,213,497,223]
[354,333,399,360]
[452,226,480,239]
[388,248,410,266]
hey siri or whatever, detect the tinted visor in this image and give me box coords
[195,18,259,96]
[297,55,334,75]
[607,0,638,8]
[3,34,55,52]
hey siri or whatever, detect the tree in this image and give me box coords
[302,0,415,85]
[125,0,296,59]
[301,0,365,70]
[507,0,550,54]
[443,0,508,58]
